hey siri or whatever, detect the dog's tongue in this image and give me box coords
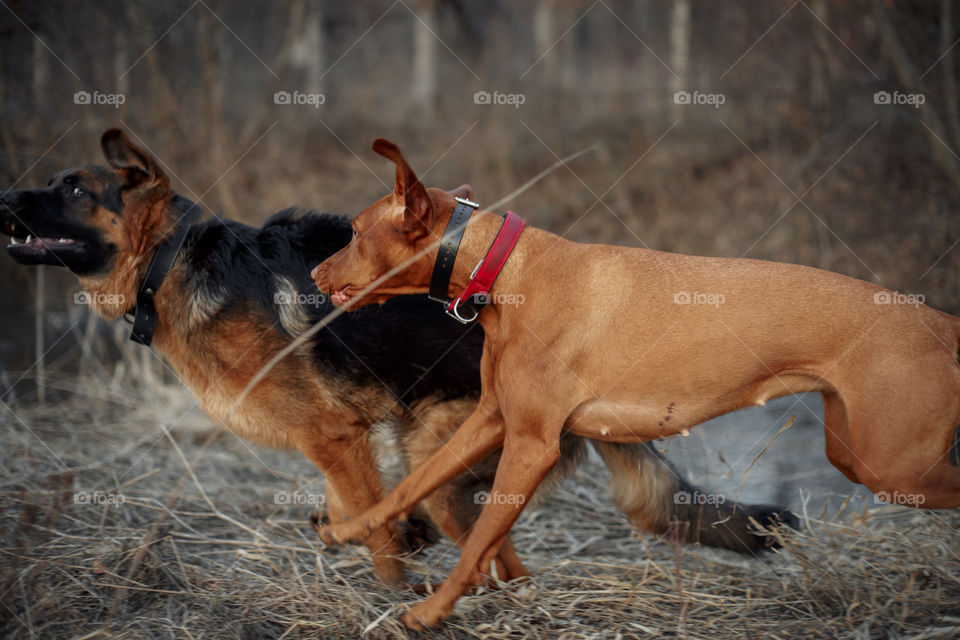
[331,289,350,306]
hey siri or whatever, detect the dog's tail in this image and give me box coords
[591,441,798,553]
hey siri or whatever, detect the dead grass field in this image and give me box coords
[2,379,958,640]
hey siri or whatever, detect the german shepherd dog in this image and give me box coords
[0,129,796,587]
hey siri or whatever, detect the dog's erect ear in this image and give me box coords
[448,184,474,201]
[372,137,435,238]
[101,128,166,189]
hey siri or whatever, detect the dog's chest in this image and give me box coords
[157,339,299,448]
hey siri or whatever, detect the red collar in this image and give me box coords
[446,211,525,323]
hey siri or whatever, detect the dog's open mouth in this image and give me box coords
[330,285,353,307]
[3,220,85,261]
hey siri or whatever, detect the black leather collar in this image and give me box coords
[127,197,200,346]
[428,196,479,304]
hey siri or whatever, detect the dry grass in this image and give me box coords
[1,382,958,640]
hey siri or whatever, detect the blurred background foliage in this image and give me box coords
[2,0,960,397]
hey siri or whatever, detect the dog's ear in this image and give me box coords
[101,129,167,190]
[372,138,435,238]
[448,184,474,201]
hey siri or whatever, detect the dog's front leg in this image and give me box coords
[400,427,562,630]
[298,421,407,586]
[316,397,506,546]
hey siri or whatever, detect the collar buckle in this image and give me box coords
[453,195,480,209]
[445,297,480,324]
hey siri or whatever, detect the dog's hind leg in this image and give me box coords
[591,441,798,552]
[831,365,960,509]
[821,390,859,483]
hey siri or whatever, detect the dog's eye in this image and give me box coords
[352,229,359,241]
[72,187,86,198]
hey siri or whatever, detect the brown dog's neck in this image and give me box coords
[442,210,537,319]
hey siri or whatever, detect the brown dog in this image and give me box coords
[312,137,960,628]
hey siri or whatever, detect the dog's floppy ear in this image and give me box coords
[101,128,167,190]
[372,137,435,238]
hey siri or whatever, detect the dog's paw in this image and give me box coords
[309,510,330,528]
[399,514,440,553]
[749,505,800,550]
[400,601,450,630]
[399,586,460,629]
[315,518,372,546]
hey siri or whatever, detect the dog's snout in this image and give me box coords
[0,190,21,216]
[0,189,30,211]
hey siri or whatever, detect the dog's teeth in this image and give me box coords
[57,238,72,244]
[25,234,32,243]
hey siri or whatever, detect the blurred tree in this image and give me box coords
[874,0,960,198]
[289,0,325,97]
[413,0,437,113]
[670,0,691,120]
[534,0,558,85]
